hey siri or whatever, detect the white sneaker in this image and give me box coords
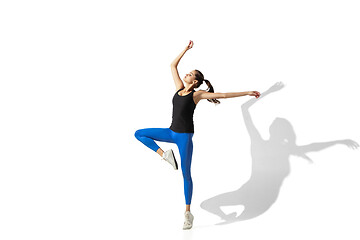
[162,149,178,170]
[183,211,194,230]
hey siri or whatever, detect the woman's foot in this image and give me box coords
[162,149,178,170]
[183,211,194,230]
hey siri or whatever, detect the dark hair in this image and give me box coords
[194,69,220,104]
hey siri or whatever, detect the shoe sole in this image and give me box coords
[183,226,192,230]
[183,212,194,229]
[170,150,178,170]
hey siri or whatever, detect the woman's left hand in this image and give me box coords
[248,91,261,98]
[186,40,194,50]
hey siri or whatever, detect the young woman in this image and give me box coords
[134,40,261,230]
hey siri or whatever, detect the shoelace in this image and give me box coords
[185,212,192,221]
[184,214,193,228]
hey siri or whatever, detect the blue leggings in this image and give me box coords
[134,128,194,205]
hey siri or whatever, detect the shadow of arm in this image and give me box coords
[241,102,263,141]
[298,140,359,153]
[241,82,285,141]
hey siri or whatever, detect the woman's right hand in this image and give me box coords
[186,40,194,50]
[248,91,261,98]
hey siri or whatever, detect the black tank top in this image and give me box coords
[169,88,197,133]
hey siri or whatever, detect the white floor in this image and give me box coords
[1,129,359,240]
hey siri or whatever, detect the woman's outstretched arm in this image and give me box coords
[170,41,193,90]
[197,90,260,101]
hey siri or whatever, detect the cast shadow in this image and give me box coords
[200,82,359,225]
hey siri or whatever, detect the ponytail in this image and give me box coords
[194,69,220,105]
[203,79,220,104]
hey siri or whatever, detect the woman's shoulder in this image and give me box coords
[193,90,206,102]
[194,90,206,95]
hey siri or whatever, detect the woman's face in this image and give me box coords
[183,70,197,85]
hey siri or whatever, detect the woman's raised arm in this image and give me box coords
[171,40,193,66]
[170,41,193,90]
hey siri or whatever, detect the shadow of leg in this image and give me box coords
[200,190,244,223]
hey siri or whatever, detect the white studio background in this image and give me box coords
[1,0,359,239]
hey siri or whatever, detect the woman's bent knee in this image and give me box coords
[134,129,142,140]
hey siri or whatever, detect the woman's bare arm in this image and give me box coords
[170,65,184,91]
[197,90,260,101]
[171,48,188,67]
[170,41,193,90]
